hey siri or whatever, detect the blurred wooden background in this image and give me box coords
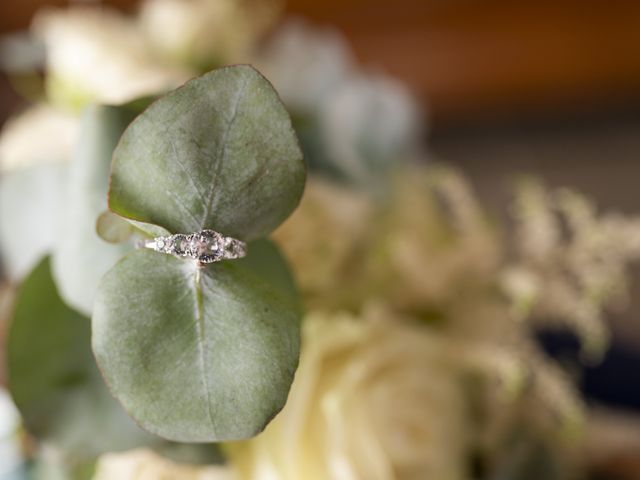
[2,0,640,121]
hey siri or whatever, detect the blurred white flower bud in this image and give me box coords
[253,19,353,113]
[140,0,280,70]
[32,6,188,109]
[0,105,78,172]
[93,449,236,480]
[319,73,423,183]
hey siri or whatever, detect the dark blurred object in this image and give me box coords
[540,330,640,411]
[3,0,640,122]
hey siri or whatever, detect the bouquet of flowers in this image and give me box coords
[1,1,639,479]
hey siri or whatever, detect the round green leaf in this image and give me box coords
[93,249,300,442]
[7,258,156,469]
[108,65,306,240]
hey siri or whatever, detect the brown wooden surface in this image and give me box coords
[2,0,640,120]
[285,0,640,119]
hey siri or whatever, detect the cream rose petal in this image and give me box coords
[32,6,189,108]
[0,105,78,172]
[140,0,279,68]
[93,449,236,480]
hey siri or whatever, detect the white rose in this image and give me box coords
[93,449,236,480]
[229,308,467,480]
[140,0,279,69]
[32,6,188,108]
[272,178,373,311]
[0,104,78,171]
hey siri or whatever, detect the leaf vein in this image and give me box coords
[201,75,250,229]
[193,269,216,433]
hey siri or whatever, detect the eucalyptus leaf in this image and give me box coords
[0,164,66,280]
[93,249,300,442]
[95,211,134,244]
[236,238,300,313]
[124,219,171,239]
[108,65,306,240]
[52,105,138,315]
[7,258,157,473]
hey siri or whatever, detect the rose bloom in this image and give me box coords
[93,449,234,480]
[140,0,279,70]
[272,179,373,311]
[0,105,78,171]
[228,307,467,480]
[32,6,187,108]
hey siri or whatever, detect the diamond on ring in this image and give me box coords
[140,229,247,264]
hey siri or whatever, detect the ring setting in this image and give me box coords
[141,229,247,264]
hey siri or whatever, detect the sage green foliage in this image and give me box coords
[95,210,134,244]
[0,164,66,279]
[8,258,156,476]
[236,238,300,313]
[94,65,306,441]
[109,65,306,240]
[52,105,139,316]
[93,249,300,442]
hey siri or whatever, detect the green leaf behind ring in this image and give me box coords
[7,258,157,473]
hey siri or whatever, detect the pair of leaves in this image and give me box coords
[93,65,306,441]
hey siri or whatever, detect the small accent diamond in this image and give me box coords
[166,234,189,256]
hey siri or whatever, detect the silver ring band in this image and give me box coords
[140,229,247,264]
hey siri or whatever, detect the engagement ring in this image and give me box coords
[140,229,247,264]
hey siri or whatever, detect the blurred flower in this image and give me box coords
[318,73,423,185]
[252,19,353,114]
[253,19,424,185]
[140,0,280,70]
[274,166,499,316]
[362,167,499,321]
[0,104,78,171]
[504,179,640,359]
[0,388,24,479]
[272,178,373,311]
[93,449,236,480]
[229,307,467,480]
[273,166,596,478]
[32,6,188,109]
